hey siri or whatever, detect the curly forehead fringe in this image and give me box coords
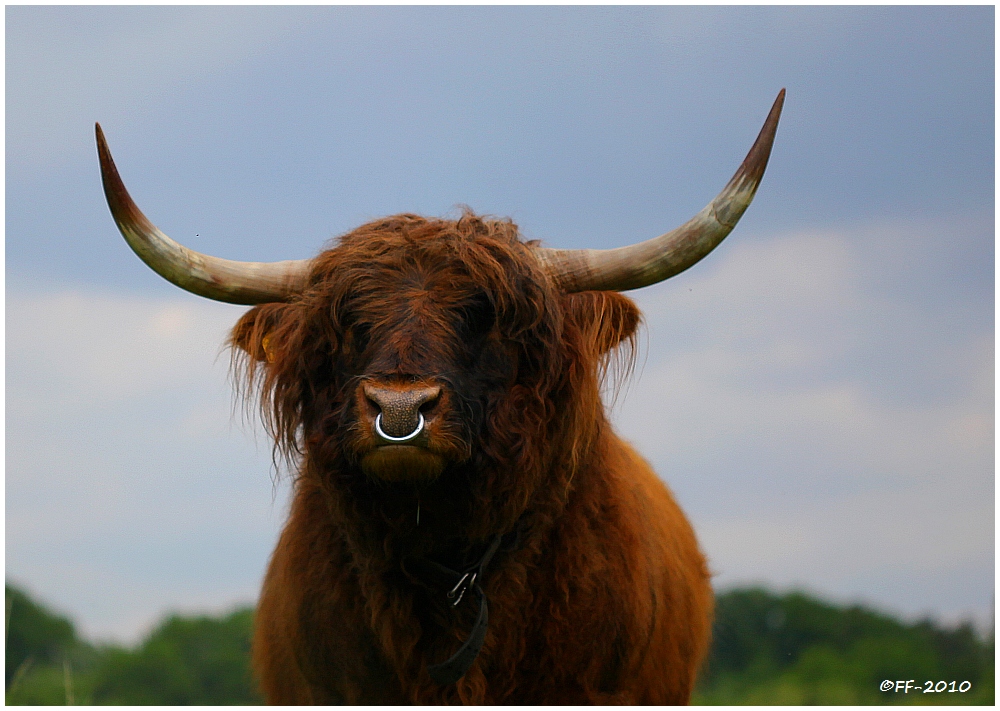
[314,210,557,326]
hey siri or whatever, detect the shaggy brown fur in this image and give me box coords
[230,211,713,704]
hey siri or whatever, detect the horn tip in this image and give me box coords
[95,123,113,167]
[735,89,785,188]
[95,123,152,235]
[771,89,786,124]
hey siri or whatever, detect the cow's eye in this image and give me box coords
[462,295,495,337]
[346,320,370,353]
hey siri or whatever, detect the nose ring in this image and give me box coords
[374,412,425,443]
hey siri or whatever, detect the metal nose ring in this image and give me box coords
[374,412,425,443]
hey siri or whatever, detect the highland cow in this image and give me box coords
[96,90,783,704]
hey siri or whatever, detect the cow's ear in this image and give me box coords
[561,291,641,356]
[230,303,295,363]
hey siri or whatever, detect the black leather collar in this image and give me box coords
[406,522,524,685]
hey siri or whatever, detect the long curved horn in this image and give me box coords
[96,124,312,305]
[535,89,785,292]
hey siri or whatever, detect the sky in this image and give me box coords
[6,6,994,644]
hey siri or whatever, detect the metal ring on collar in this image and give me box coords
[375,412,425,443]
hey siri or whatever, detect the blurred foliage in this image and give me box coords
[89,610,261,705]
[5,584,102,705]
[694,587,994,705]
[6,584,78,684]
[5,583,261,705]
[5,581,993,704]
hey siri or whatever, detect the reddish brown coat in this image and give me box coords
[231,212,712,704]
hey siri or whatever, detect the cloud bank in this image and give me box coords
[615,217,992,628]
[6,290,290,642]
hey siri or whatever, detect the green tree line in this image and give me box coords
[5,585,261,705]
[5,582,993,705]
[694,587,993,704]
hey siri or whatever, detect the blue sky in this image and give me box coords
[6,6,993,642]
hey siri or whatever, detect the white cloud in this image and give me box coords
[6,288,289,643]
[613,221,993,627]
[9,290,230,404]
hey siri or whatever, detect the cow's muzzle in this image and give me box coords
[359,382,447,481]
[364,383,440,443]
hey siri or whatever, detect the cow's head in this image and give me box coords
[223,212,643,487]
[95,91,782,534]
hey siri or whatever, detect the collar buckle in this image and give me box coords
[446,571,478,607]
